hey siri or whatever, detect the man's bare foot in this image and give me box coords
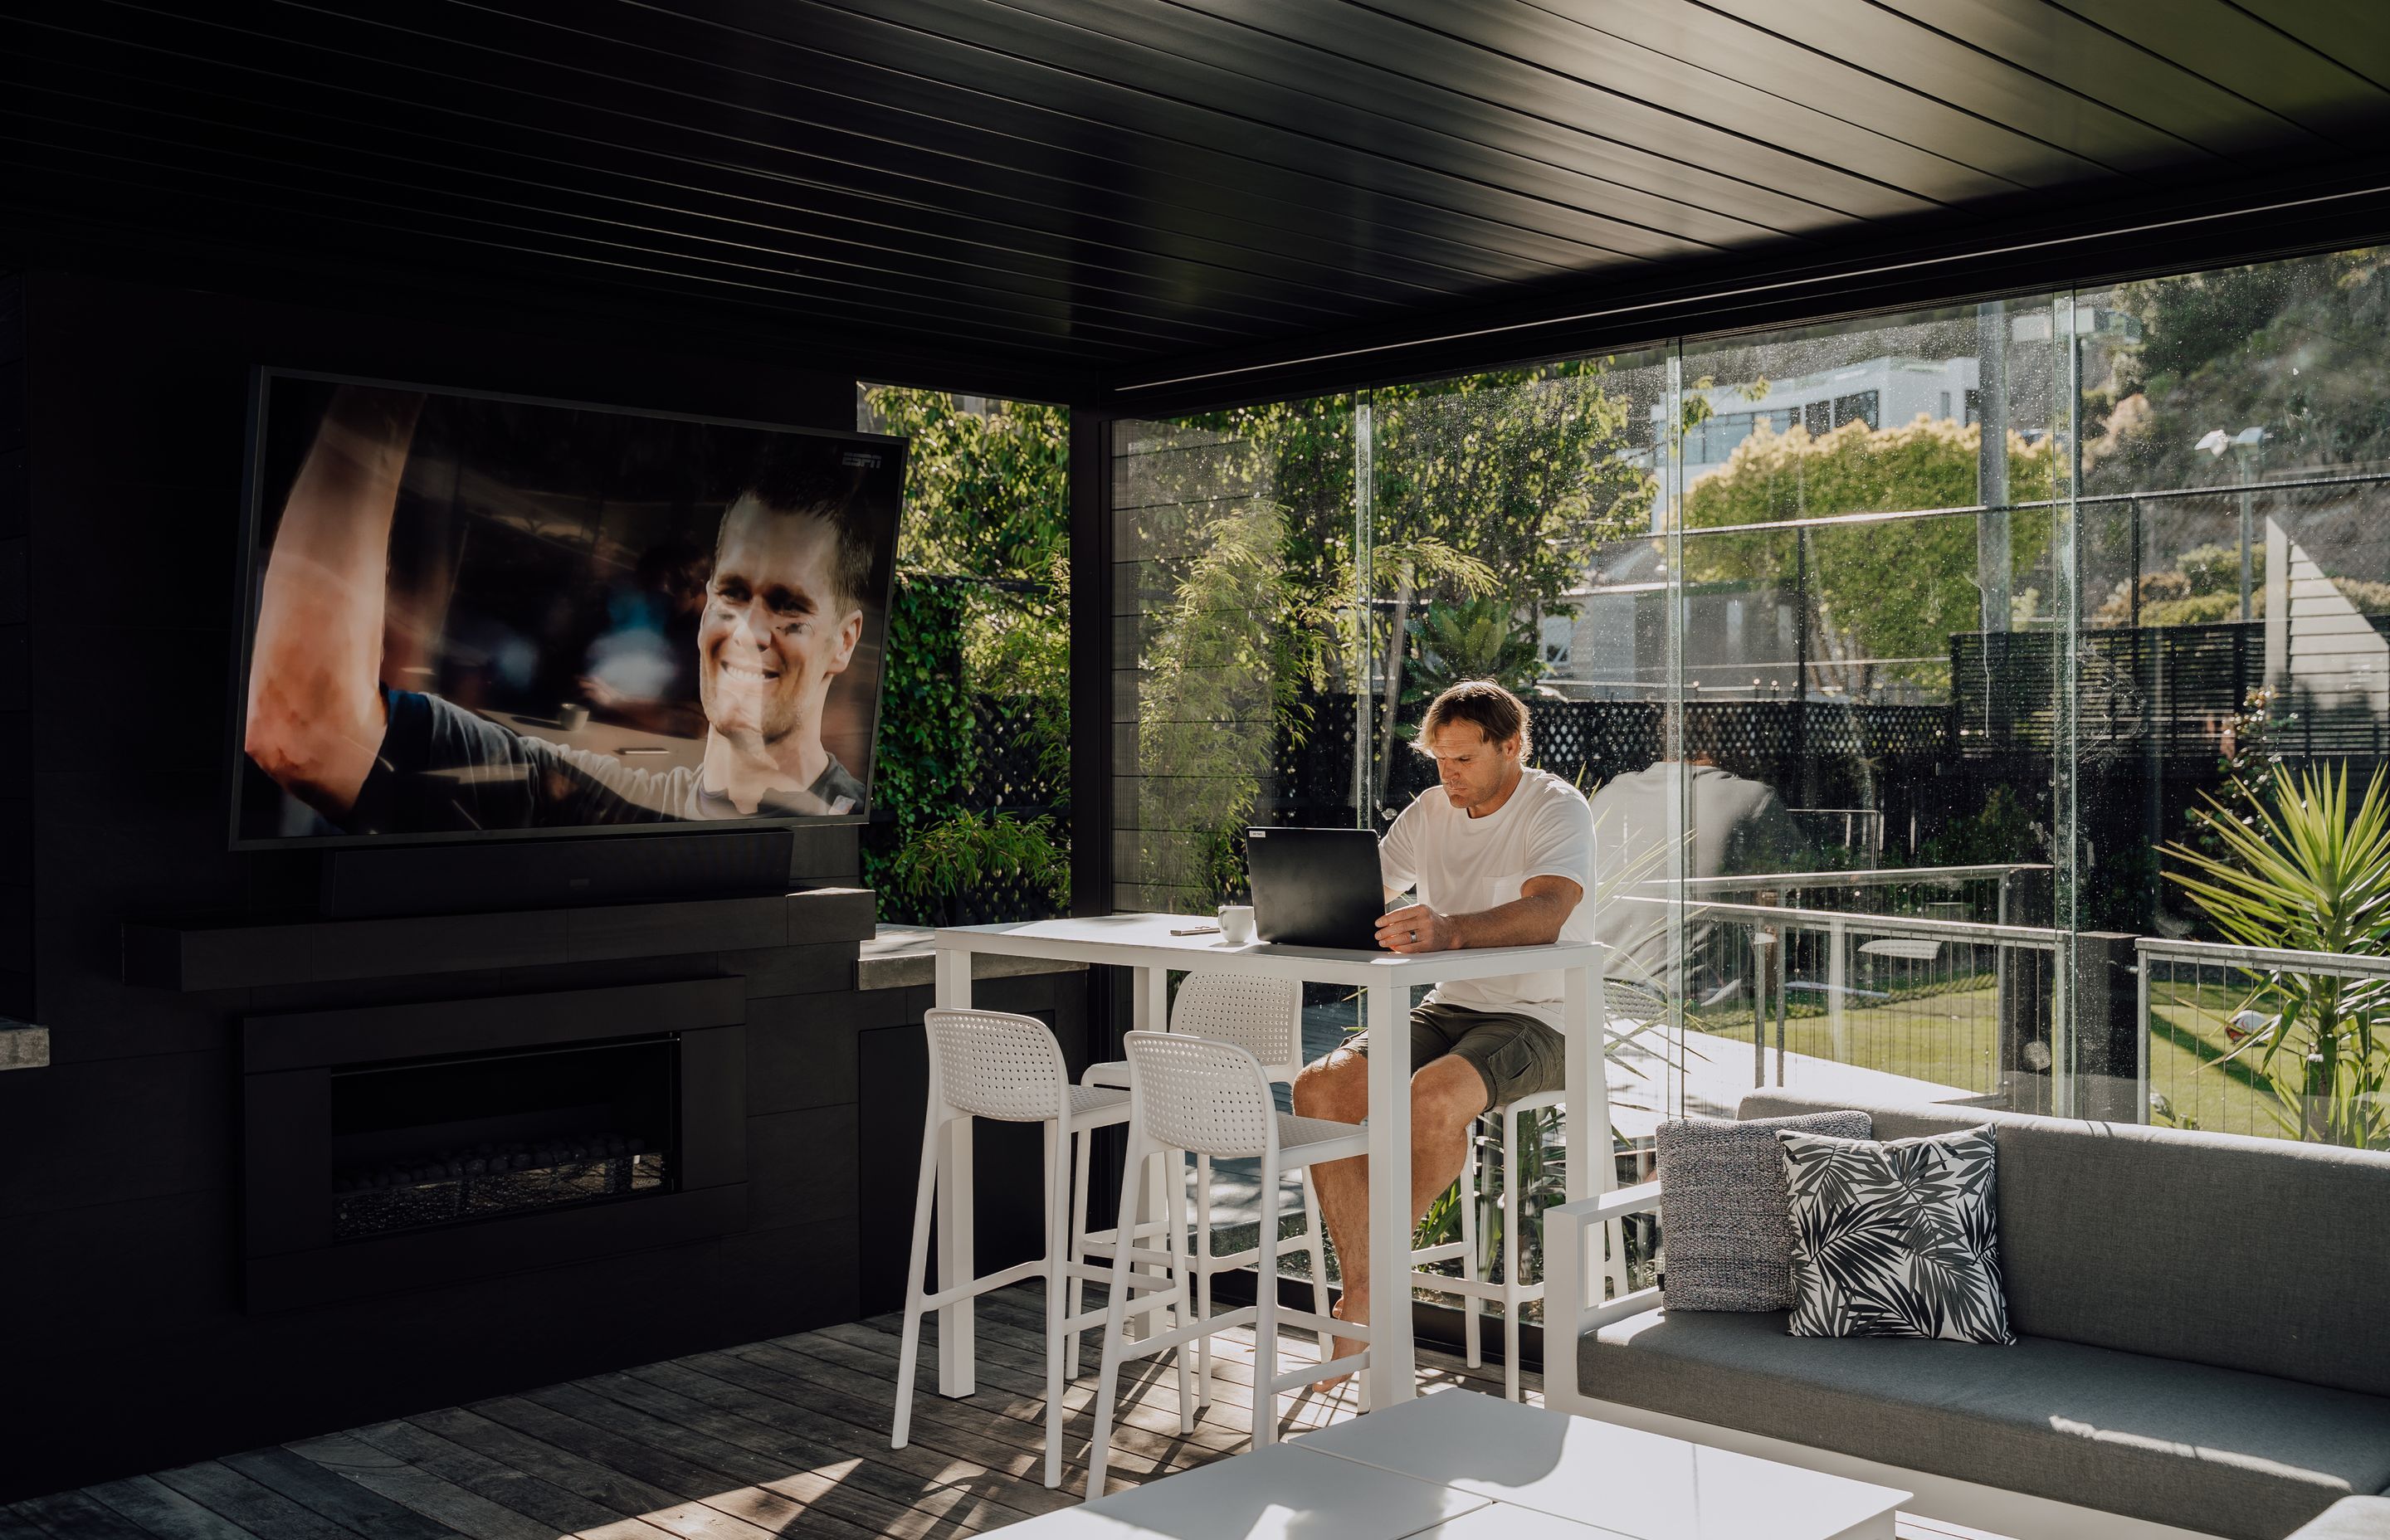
[1312,1294,1368,1393]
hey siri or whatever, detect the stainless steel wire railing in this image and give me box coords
[2135,937,2390,1139]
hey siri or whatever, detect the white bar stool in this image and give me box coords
[1085,1031,1369,1499]
[1407,1088,1562,1401]
[891,1006,1157,1489]
[1077,974,1332,1409]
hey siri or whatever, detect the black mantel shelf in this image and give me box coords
[122,887,875,992]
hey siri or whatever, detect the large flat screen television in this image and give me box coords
[232,369,907,847]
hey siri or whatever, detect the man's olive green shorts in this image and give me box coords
[1347,1001,1567,1110]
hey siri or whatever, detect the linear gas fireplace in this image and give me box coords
[241,977,747,1311]
[330,1036,677,1240]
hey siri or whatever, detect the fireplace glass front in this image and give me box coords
[329,1034,678,1240]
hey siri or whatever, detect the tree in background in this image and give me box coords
[1682,416,2059,697]
[1139,363,1656,822]
[859,387,1071,924]
[2087,249,2390,495]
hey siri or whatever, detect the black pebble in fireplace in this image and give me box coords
[242,977,748,1311]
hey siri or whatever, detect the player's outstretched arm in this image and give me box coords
[244,387,422,819]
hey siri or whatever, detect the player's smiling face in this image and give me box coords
[698,497,860,746]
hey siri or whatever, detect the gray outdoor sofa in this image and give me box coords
[1541,1090,2390,1540]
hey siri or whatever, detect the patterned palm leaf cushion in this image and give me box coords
[1778,1124,2016,1344]
[1654,1110,1872,1311]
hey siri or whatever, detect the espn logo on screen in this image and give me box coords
[841,450,883,469]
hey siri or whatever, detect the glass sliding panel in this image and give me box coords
[1111,397,1362,1289]
[2078,250,2390,1145]
[1675,302,2070,1117]
[1366,352,1673,1306]
[856,387,1070,925]
[1110,397,1360,917]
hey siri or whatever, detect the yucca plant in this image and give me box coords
[2165,763,2390,1148]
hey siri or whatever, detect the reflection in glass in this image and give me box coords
[2075,251,2390,1141]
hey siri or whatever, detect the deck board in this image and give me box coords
[17,1284,1973,1539]
[145,1465,358,1540]
[209,1451,461,1540]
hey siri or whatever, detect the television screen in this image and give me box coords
[232,370,906,846]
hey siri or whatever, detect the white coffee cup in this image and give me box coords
[1217,904,1256,946]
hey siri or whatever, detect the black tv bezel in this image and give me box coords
[227,365,907,852]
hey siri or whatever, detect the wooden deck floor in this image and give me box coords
[7,1285,1984,1540]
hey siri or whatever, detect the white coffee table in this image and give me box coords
[1290,1388,1910,1540]
[1014,1442,1490,1538]
[1008,1389,1905,1538]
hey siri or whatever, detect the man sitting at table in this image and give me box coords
[1292,680,1594,1387]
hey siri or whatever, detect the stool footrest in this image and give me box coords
[920,1255,1048,1310]
[1272,1349,1368,1394]
[1271,1305,1363,1341]
[1114,1304,1254,1363]
[1405,1270,1547,1304]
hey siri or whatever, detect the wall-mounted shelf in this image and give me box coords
[122,887,874,992]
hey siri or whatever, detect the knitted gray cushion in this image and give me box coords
[1656,1110,1872,1311]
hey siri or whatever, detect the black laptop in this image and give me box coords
[1246,827,1385,948]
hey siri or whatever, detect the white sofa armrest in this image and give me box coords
[1581,1177,1662,1223]
[1541,1179,1665,1412]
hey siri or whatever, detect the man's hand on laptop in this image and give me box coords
[1376,902,1453,953]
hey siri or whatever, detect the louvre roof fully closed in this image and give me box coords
[4,0,2388,402]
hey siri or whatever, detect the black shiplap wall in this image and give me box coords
[0,270,26,1021]
[0,270,1084,1499]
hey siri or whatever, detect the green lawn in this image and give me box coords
[2144,977,2295,1140]
[1685,976,2007,1099]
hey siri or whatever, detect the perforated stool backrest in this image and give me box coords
[924,1007,1070,1123]
[1124,1030,1276,1160]
[1170,973,1303,1074]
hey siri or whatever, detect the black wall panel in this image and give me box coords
[0,268,921,1500]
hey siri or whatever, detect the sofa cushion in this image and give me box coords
[1583,1307,2390,1540]
[2294,1498,2390,1539]
[1655,1109,1872,1311]
[1742,1090,2390,1398]
[1780,1125,2014,1344]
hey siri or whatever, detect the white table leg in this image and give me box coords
[1364,979,1415,1407]
[934,946,975,1397]
[1127,965,1164,1343]
[1563,962,1610,1206]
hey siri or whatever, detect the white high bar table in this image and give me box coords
[928,913,1607,1412]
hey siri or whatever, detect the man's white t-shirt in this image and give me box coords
[1378,766,1597,1032]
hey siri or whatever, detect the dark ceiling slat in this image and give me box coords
[986,0,1929,229]
[4,0,2386,387]
[1877,0,2344,158]
[0,128,1191,355]
[2232,0,2390,97]
[48,3,1505,319]
[260,0,1607,287]
[2051,0,2390,145]
[718,0,1699,265]
[1521,0,2188,181]
[1334,0,2037,198]
[2,40,1390,339]
[1694,0,2267,171]
[0,151,1134,372]
[8,1,1505,331]
[358,0,1520,301]
[2,99,1258,353]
